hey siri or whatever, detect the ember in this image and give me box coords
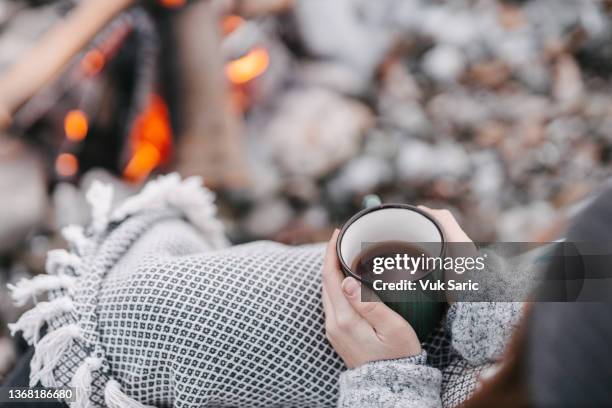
[55,153,79,177]
[81,49,105,76]
[158,0,186,9]
[64,110,88,142]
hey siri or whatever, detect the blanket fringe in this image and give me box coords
[61,225,93,256]
[86,181,114,236]
[70,356,103,408]
[46,249,82,276]
[8,275,76,307]
[8,297,74,345]
[105,379,156,408]
[30,324,82,387]
[111,173,227,249]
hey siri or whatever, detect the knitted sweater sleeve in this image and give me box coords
[447,249,532,365]
[337,351,442,408]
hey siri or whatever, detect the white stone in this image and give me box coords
[328,155,393,197]
[244,199,293,237]
[302,206,329,229]
[471,151,505,199]
[294,0,393,77]
[422,44,467,84]
[0,140,47,252]
[497,201,557,241]
[420,7,480,49]
[298,61,369,96]
[397,140,470,181]
[264,88,372,178]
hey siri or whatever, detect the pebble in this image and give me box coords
[396,140,470,181]
[244,198,294,237]
[0,337,16,380]
[263,87,372,178]
[328,155,393,198]
[422,44,467,84]
[497,201,557,241]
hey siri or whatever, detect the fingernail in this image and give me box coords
[342,277,359,297]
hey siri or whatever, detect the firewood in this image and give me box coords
[174,0,249,189]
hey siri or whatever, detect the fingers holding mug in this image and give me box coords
[417,205,472,243]
[417,205,479,303]
[322,229,362,333]
[341,277,418,345]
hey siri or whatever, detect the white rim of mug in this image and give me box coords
[336,203,447,285]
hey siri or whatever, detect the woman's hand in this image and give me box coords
[416,206,473,244]
[321,230,422,369]
[417,206,478,305]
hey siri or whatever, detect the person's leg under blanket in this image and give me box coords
[6,174,343,408]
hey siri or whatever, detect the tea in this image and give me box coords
[350,241,433,283]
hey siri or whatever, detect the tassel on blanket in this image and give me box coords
[170,176,227,249]
[112,173,227,249]
[8,297,74,345]
[8,275,76,307]
[86,181,114,236]
[30,324,82,388]
[70,356,103,408]
[46,249,82,276]
[61,225,93,256]
[105,379,156,408]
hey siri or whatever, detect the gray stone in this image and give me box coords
[0,140,47,253]
[397,140,470,181]
[328,155,393,198]
[263,88,372,178]
[422,44,467,84]
[244,198,294,237]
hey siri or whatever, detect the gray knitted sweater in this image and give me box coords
[338,301,523,408]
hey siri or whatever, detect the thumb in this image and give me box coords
[341,277,412,337]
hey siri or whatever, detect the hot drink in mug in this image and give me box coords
[336,204,447,340]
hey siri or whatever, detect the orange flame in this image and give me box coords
[226,47,270,85]
[123,94,173,182]
[55,153,79,177]
[123,143,161,182]
[64,110,88,142]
